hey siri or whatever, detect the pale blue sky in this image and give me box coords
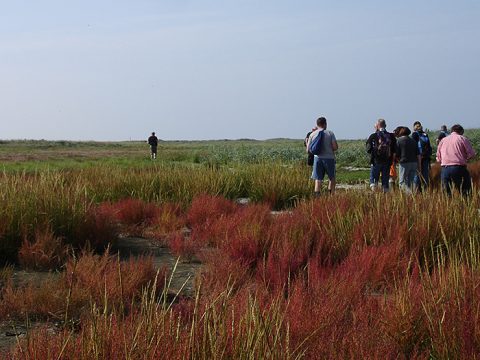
[1,0,479,140]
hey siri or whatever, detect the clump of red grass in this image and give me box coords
[18,226,70,271]
[113,198,159,226]
[186,194,238,239]
[430,162,442,189]
[7,284,293,360]
[101,198,160,236]
[64,251,164,311]
[171,199,271,264]
[199,249,254,294]
[215,204,272,264]
[468,160,480,188]
[144,202,186,242]
[258,211,314,289]
[0,251,163,321]
[168,232,199,260]
[76,203,119,251]
[420,265,480,358]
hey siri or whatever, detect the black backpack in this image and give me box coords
[375,131,391,161]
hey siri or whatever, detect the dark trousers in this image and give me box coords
[441,165,472,196]
[414,158,430,191]
[370,163,391,191]
[150,145,157,159]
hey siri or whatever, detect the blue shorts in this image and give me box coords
[311,157,336,181]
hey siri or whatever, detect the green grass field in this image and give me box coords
[2,128,478,171]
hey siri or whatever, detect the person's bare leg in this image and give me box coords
[328,179,336,194]
[315,180,323,194]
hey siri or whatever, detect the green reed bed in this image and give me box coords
[1,162,478,265]
[0,163,315,263]
[0,172,91,261]
[76,162,309,205]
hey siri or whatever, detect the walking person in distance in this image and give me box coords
[148,132,158,160]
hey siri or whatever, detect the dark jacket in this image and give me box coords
[305,131,314,166]
[366,130,396,165]
[412,131,432,160]
[437,130,449,143]
[148,135,158,147]
[396,136,419,164]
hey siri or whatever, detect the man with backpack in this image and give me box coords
[411,121,432,191]
[306,117,338,196]
[147,132,158,159]
[366,119,397,192]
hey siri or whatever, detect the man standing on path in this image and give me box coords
[306,117,338,196]
[366,119,397,192]
[436,124,476,196]
[148,132,158,160]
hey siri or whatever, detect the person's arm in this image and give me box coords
[304,132,311,147]
[366,135,374,154]
[390,134,397,162]
[464,138,476,160]
[332,140,338,152]
[436,141,442,163]
[306,135,311,154]
[331,132,338,152]
[417,150,422,170]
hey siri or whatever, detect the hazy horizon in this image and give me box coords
[2,1,479,141]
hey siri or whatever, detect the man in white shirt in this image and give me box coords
[306,117,339,196]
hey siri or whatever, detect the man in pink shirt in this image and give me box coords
[436,124,476,195]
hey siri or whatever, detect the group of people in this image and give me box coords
[305,117,477,196]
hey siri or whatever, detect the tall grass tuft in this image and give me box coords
[0,251,163,322]
[18,226,69,271]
